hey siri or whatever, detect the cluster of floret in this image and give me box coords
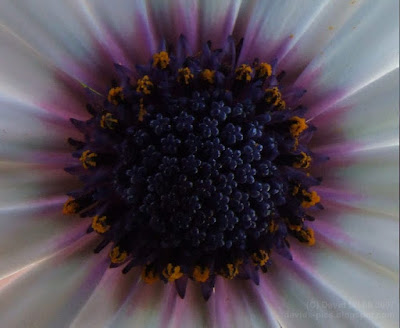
[64,36,324,300]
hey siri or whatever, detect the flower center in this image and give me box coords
[64,37,325,300]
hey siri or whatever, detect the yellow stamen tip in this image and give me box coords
[235,64,253,82]
[100,113,118,129]
[268,220,279,233]
[138,99,147,122]
[152,51,170,69]
[301,190,321,208]
[136,75,153,95]
[107,87,124,105]
[193,266,210,282]
[109,246,128,264]
[289,116,308,138]
[200,69,216,84]
[251,249,269,266]
[293,152,312,168]
[142,265,159,284]
[288,224,302,232]
[162,263,183,282]
[221,261,241,279]
[63,197,79,215]
[299,227,316,246]
[265,87,286,110]
[92,215,110,234]
[177,67,194,85]
[79,150,98,169]
[256,62,272,78]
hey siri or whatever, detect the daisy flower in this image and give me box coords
[0,0,398,327]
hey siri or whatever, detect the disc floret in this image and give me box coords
[65,36,325,300]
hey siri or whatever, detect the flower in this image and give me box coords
[0,0,398,327]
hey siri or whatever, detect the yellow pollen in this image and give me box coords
[221,261,241,279]
[235,64,253,82]
[152,51,170,69]
[288,224,302,232]
[301,190,321,208]
[109,246,128,264]
[136,75,153,95]
[265,87,286,110]
[268,220,279,233]
[251,249,269,266]
[79,150,97,169]
[193,266,210,283]
[177,67,194,85]
[138,99,147,122]
[289,116,308,138]
[200,69,215,84]
[107,87,124,105]
[63,197,79,215]
[162,263,183,282]
[293,152,312,168]
[91,215,110,234]
[142,265,159,284]
[299,227,316,246]
[100,113,118,129]
[292,185,300,196]
[256,62,272,78]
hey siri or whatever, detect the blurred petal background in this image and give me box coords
[0,0,398,327]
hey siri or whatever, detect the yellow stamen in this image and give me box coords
[152,51,170,69]
[138,99,147,122]
[200,69,215,84]
[136,75,153,95]
[251,249,269,266]
[288,224,302,232]
[289,116,308,138]
[79,150,97,169]
[162,263,183,282]
[268,220,279,233]
[301,190,320,208]
[265,87,286,110]
[100,113,118,129]
[107,87,124,105]
[91,215,110,234]
[109,246,128,264]
[177,67,194,85]
[292,185,300,196]
[221,260,242,279]
[256,62,272,78]
[142,265,159,284]
[299,227,315,246]
[63,197,79,215]
[235,64,253,82]
[193,266,210,283]
[293,152,312,169]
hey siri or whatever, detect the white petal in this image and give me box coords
[0,195,90,279]
[148,0,241,50]
[295,0,398,109]
[0,235,108,328]
[0,0,116,89]
[0,25,89,119]
[258,247,398,328]
[237,0,330,63]
[81,0,158,67]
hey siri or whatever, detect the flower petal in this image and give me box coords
[236,0,330,63]
[81,0,158,67]
[0,195,89,279]
[0,235,108,328]
[148,0,241,50]
[0,0,116,89]
[295,0,398,110]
